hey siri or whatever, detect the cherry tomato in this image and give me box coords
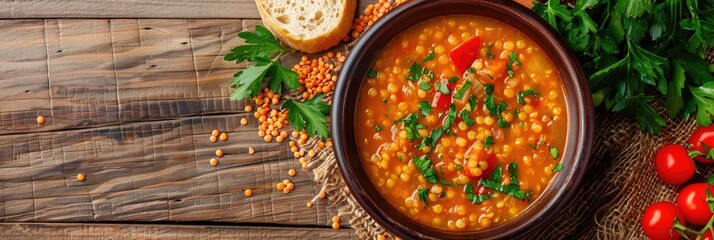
[642,201,685,240]
[676,183,714,225]
[688,125,714,163]
[655,144,696,185]
[702,229,714,240]
[449,36,482,74]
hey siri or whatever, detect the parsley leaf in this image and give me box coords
[485,84,496,115]
[419,127,443,152]
[396,113,424,141]
[226,26,299,99]
[464,184,489,204]
[691,82,714,126]
[461,109,475,126]
[423,52,435,63]
[418,188,430,206]
[485,43,495,58]
[484,136,494,149]
[283,94,330,138]
[553,163,564,173]
[375,124,382,132]
[506,63,514,78]
[509,52,521,66]
[419,82,432,91]
[436,81,451,95]
[414,155,439,184]
[407,62,435,82]
[418,101,432,116]
[612,95,666,135]
[454,81,472,99]
[480,163,530,200]
[468,96,478,112]
[455,165,463,170]
[517,89,539,105]
[549,146,560,159]
[368,69,378,78]
[443,104,457,133]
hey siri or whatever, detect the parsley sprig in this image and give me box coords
[283,94,330,138]
[225,25,299,100]
[480,163,532,201]
[533,0,714,135]
[225,26,330,138]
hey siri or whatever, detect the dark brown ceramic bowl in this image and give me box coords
[332,0,594,239]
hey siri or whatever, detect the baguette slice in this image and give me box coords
[255,0,356,53]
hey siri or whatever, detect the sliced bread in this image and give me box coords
[255,0,356,53]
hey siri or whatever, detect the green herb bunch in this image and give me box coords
[533,0,714,134]
[225,26,330,138]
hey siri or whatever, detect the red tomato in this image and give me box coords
[642,201,685,240]
[676,183,714,225]
[688,125,714,163]
[655,144,696,185]
[449,36,482,74]
[703,229,714,240]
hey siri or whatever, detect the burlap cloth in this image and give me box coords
[291,15,714,240]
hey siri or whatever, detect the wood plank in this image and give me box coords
[0,19,251,135]
[0,113,337,226]
[0,0,261,19]
[0,223,357,239]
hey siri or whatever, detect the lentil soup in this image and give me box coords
[355,15,568,231]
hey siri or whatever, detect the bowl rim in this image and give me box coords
[332,0,594,239]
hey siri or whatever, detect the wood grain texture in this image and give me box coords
[0,0,261,19]
[0,19,249,134]
[0,19,342,227]
[0,223,357,239]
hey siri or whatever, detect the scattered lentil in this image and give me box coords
[210,158,218,166]
[219,133,228,141]
[288,168,297,177]
[244,189,253,197]
[36,116,45,124]
[211,129,220,137]
[76,173,85,181]
[215,149,224,157]
[248,147,255,155]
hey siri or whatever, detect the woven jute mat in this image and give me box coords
[289,1,714,238]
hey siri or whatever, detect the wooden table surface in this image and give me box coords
[0,0,358,239]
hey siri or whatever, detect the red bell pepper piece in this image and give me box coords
[449,36,482,74]
[430,79,457,110]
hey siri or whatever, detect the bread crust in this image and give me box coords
[255,0,356,53]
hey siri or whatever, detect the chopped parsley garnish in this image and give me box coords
[484,84,496,114]
[375,124,382,132]
[419,127,443,152]
[436,81,451,95]
[422,52,435,63]
[517,89,539,105]
[407,62,435,82]
[368,69,378,78]
[519,122,526,128]
[460,109,475,126]
[382,98,387,103]
[485,43,495,58]
[514,109,520,116]
[396,113,425,141]
[480,163,532,201]
[552,163,564,173]
[468,96,478,112]
[467,67,476,73]
[508,52,521,66]
[455,165,463,170]
[419,82,432,91]
[464,183,489,204]
[443,104,457,133]
[484,136,494,149]
[550,146,560,159]
[414,155,439,184]
[506,62,514,77]
[496,102,509,128]
[448,76,459,83]
[529,140,545,149]
[418,101,432,116]
[453,81,472,99]
[418,187,430,206]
